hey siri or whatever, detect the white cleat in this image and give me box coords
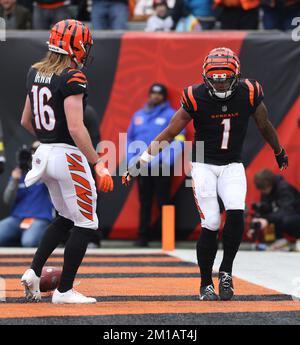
[21,269,41,302]
[52,289,97,304]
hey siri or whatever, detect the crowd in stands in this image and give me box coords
[0,0,299,31]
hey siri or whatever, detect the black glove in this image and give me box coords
[275,147,288,170]
[0,161,4,174]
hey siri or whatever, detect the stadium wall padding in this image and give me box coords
[0,31,299,240]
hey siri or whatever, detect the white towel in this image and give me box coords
[24,144,52,187]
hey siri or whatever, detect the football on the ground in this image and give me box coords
[40,266,62,292]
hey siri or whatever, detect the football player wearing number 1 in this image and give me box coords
[123,48,288,301]
[20,20,114,304]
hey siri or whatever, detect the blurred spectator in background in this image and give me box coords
[0,119,5,175]
[33,0,71,30]
[126,83,185,247]
[17,0,33,12]
[172,0,214,30]
[92,0,128,30]
[0,0,32,29]
[261,0,300,31]
[145,0,173,31]
[214,0,259,30]
[0,141,54,247]
[134,0,175,18]
[253,169,300,251]
[76,0,91,21]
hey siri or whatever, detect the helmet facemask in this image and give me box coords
[81,42,93,69]
[204,71,239,100]
[203,47,241,101]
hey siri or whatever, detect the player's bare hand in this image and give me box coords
[275,147,288,171]
[122,171,132,186]
[94,162,114,193]
[121,158,146,187]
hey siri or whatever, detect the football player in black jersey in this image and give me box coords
[20,20,113,304]
[123,47,288,301]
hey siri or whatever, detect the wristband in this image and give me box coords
[140,151,155,163]
[93,158,102,168]
[274,148,283,156]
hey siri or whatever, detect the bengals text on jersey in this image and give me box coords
[181,79,264,165]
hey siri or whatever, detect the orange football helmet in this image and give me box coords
[48,19,93,69]
[203,47,241,100]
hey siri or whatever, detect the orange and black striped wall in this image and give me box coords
[0,32,299,240]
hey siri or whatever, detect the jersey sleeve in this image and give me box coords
[180,86,198,115]
[26,67,34,93]
[60,69,88,98]
[253,80,264,110]
[245,79,264,112]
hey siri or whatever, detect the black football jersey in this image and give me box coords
[181,79,264,165]
[26,67,88,146]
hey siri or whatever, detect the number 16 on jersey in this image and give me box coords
[31,85,56,131]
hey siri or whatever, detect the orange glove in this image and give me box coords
[93,161,114,193]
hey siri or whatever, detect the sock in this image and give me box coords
[196,227,219,287]
[58,226,97,293]
[219,210,245,274]
[31,216,74,277]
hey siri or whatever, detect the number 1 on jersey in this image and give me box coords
[221,118,231,150]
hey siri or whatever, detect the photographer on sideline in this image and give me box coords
[0,141,54,247]
[253,169,300,251]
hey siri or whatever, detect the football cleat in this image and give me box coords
[219,271,234,301]
[21,269,41,302]
[52,288,97,304]
[199,284,219,301]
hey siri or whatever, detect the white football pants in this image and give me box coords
[25,143,98,230]
[191,162,247,231]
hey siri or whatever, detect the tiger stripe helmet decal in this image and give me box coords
[203,47,241,100]
[48,19,93,69]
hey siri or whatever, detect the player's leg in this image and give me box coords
[217,162,247,300]
[30,175,74,276]
[51,149,98,303]
[21,147,75,301]
[191,163,221,301]
[21,179,73,301]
